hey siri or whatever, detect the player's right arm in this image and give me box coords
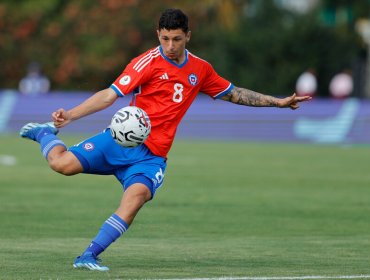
[52,87,118,128]
[221,86,311,110]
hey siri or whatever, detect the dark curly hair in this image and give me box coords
[158,8,189,33]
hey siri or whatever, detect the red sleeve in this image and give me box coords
[200,62,234,99]
[110,49,155,97]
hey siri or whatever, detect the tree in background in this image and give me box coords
[193,0,362,96]
[0,0,366,97]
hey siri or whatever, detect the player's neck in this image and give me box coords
[171,53,186,65]
[160,46,187,66]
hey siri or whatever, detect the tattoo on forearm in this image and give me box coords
[222,87,279,107]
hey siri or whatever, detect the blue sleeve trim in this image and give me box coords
[68,149,90,172]
[110,84,124,97]
[214,83,234,99]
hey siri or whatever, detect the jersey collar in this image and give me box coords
[159,46,188,68]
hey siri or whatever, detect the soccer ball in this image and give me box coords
[110,106,151,147]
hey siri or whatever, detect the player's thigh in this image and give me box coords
[116,159,167,198]
[68,131,115,174]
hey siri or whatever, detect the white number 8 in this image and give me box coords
[173,83,183,103]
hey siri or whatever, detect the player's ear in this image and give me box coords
[186,31,191,43]
[157,30,160,39]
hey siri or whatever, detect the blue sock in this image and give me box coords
[39,134,67,159]
[35,127,55,142]
[84,214,129,256]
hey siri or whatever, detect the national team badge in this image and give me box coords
[119,75,131,85]
[188,73,198,86]
[83,142,94,151]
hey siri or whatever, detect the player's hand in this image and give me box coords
[278,93,312,110]
[52,108,72,128]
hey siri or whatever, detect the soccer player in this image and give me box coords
[20,8,311,271]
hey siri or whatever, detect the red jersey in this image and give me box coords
[111,46,233,158]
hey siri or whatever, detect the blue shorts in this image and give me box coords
[69,129,167,197]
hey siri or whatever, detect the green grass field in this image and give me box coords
[0,134,369,279]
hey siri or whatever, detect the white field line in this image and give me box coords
[150,275,370,280]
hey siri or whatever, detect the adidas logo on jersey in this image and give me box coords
[160,73,169,80]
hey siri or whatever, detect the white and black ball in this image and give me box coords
[110,106,151,147]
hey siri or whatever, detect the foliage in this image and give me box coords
[193,0,362,96]
[0,0,366,96]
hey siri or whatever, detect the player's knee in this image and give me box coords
[126,184,152,205]
[49,160,70,175]
[48,158,77,176]
[48,151,83,176]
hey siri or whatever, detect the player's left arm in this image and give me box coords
[221,86,311,110]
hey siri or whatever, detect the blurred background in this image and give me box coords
[1,0,370,144]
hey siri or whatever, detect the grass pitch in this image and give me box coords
[0,134,369,279]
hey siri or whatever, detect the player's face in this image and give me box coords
[157,28,191,64]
